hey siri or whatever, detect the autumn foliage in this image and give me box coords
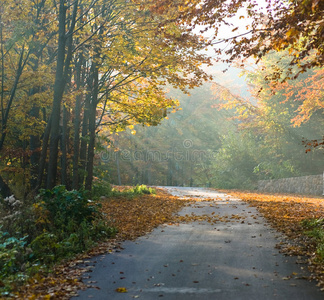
[0,0,211,197]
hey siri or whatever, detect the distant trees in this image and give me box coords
[107,52,323,189]
[0,0,211,198]
[101,83,234,187]
[212,51,323,186]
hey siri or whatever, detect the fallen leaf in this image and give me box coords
[116,287,128,293]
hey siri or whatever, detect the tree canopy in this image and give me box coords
[150,0,324,80]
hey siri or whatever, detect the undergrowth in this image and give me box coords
[301,218,324,261]
[92,182,156,199]
[120,184,156,196]
[0,185,117,296]
[0,183,155,296]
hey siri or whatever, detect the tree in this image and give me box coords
[0,0,54,197]
[0,0,212,196]
[149,0,324,80]
[213,51,324,181]
[46,0,78,189]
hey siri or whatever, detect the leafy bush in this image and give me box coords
[91,179,112,200]
[301,218,324,261]
[0,186,117,295]
[126,184,156,195]
[113,184,156,197]
[0,228,29,294]
[31,186,116,261]
[91,181,156,199]
[30,232,58,265]
[35,186,99,230]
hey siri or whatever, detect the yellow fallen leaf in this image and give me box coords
[116,287,128,293]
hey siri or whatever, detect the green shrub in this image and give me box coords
[30,232,59,264]
[124,185,156,196]
[0,186,117,295]
[91,179,112,200]
[31,186,117,261]
[301,218,324,261]
[0,229,28,275]
[35,186,100,232]
[0,228,29,294]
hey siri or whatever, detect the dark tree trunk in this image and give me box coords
[46,0,78,189]
[72,54,83,189]
[46,0,67,189]
[61,105,68,186]
[36,117,51,190]
[85,65,98,191]
[79,94,90,188]
[0,174,11,198]
[84,102,96,190]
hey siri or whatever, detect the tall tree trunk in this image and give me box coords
[0,174,11,198]
[29,104,41,190]
[72,54,83,189]
[46,0,78,189]
[61,105,68,186]
[46,0,67,189]
[79,93,90,188]
[85,102,96,190]
[85,65,98,191]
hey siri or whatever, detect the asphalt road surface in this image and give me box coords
[72,187,324,299]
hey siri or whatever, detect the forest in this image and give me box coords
[0,0,323,296]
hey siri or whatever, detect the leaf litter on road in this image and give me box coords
[222,190,324,290]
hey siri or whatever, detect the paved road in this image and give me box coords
[72,187,323,299]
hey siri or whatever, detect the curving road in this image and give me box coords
[72,187,323,299]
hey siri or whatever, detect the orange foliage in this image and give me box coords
[272,68,324,126]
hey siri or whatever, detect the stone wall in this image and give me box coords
[258,174,323,196]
